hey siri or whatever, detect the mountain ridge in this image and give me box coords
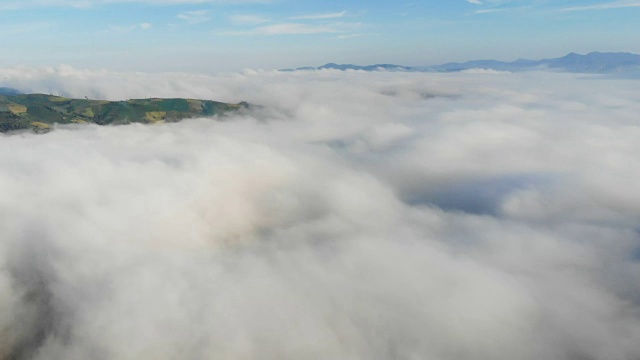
[0,93,247,133]
[0,87,22,96]
[283,52,640,74]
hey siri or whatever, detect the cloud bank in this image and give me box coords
[1,68,639,359]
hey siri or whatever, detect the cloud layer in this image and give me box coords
[1,68,639,359]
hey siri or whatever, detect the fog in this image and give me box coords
[1,68,639,359]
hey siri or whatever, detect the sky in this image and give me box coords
[1,0,640,72]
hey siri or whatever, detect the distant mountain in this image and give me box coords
[544,52,640,73]
[319,63,414,72]
[0,94,248,133]
[284,52,640,74]
[426,52,640,73]
[0,87,22,95]
[281,63,414,72]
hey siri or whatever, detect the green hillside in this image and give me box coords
[0,94,248,133]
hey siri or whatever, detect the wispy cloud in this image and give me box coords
[108,23,153,33]
[229,14,270,25]
[466,0,524,14]
[0,0,272,10]
[0,1,79,10]
[222,22,340,35]
[291,11,347,20]
[177,10,211,24]
[223,10,350,36]
[473,4,533,14]
[0,21,56,34]
[475,8,507,13]
[561,0,640,11]
[338,33,364,39]
[469,0,640,13]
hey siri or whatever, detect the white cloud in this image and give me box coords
[0,68,639,359]
[223,23,340,35]
[561,0,640,11]
[177,10,210,24]
[291,11,347,20]
[0,21,55,34]
[338,33,364,39]
[0,0,272,9]
[475,8,507,13]
[108,22,153,33]
[229,14,270,25]
[257,23,338,35]
[466,0,640,13]
[222,20,361,36]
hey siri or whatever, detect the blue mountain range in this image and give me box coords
[281,63,414,72]
[283,52,640,74]
[0,87,22,95]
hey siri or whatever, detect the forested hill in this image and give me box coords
[0,94,248,133]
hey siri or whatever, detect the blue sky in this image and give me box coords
[1,0,640,72]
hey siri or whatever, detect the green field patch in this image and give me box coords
[49,96,72,102]
[8,104,27,115]
[187,99,203,112]
[144,111,166,123]
[52,106,70,114]
[71,119,88,124]
[31,121,51,129]
[156,99,190,112]
[82,107,95,117]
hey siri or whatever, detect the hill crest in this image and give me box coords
[0,94,247,133]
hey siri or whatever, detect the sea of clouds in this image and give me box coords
[1,67,639,359]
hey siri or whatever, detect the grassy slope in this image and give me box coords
[0,94,246,132]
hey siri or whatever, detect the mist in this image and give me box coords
[1,68,639,359]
